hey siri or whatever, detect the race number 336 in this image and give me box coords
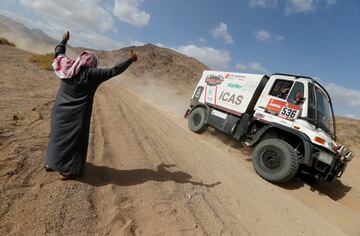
[279,107,298,119]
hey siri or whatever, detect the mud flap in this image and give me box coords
[184,109,191,118]
[233,113,251,141]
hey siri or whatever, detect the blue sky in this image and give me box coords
[0,0,359,118]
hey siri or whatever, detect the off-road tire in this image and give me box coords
[188,107,208,133]
[252,138,299,183]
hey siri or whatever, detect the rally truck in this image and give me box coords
[185,71,353,183]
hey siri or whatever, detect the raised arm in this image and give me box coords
[85,59,133,82]
[84,50,138,85]
[54,31,69,58]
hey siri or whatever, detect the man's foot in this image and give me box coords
[45,164,54,172]
[59,172,81,181]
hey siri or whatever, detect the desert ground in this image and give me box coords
[1,43,360,236]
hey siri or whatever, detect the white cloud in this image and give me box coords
[343,114,359,119]
[324,83,360,118]
[154,42,165,47]
[19,0,115,32]
[249,62,269,73]
[284,0,337,15]
[113,0,150,28]
[249,0,278,8]
[249,0,337,15]
[211,22,234,45]
[176,45,231,70]
[1,9,123,50]
[275,35,286,42]
[10,0,126,50]
[128,39,146,46]
[235,63,248,71]
[254,30,272,42]
[285,0,316,15]
[254,30,285,43]
[0,10,44,30]
[76,31,125,50]
[325,0,337,6]
[325,83,360,109]
[198,37,207,43]
[236,62,269,73]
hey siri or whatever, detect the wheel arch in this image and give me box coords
[249,124,313,166]
[190,102,211,122]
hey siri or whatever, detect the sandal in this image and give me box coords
[60,172,81,181]
[45,164,54,172]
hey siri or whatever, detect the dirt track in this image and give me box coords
[1,45,360,235]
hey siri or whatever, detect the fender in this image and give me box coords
[185,101,211,121]
[249,124,314,166]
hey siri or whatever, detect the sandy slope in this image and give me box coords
[1,45,360,235]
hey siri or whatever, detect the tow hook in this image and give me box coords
[336,145,353,162]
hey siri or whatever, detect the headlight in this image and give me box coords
[345,152,354,162]
[318,151,334,165]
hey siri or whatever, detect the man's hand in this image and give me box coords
[63,31,70,41]
[129,50,138,62]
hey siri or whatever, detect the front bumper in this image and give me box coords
[313,148,353,181]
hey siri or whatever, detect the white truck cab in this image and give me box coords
[185,71,353,183]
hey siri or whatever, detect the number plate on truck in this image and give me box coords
[279,107,299,120]
[266,99,301,121]
[211,109,228,119]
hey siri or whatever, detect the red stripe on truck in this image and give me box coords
[204,85,207,102]
[214,86,218,107]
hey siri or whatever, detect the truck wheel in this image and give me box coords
[188,107,208,133]
[252,138,299,183]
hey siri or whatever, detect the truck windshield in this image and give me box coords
[315,87,335,136]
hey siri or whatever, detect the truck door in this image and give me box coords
[259,79,305,121]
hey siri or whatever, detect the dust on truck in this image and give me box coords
[185,70,354,183]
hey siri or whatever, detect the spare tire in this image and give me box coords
[188,107,208,133]
[252,138,299,183]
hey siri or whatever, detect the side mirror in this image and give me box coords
[295,93,306,105]
[296,97,306,105]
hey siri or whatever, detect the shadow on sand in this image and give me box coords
[78,163,221,188]
[278,172,352,201]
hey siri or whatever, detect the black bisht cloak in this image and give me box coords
[46,39,132,175]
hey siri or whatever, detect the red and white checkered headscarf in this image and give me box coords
[52,51,98,79]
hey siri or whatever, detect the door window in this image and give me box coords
[269,79,294,100]
[287,82,304,104]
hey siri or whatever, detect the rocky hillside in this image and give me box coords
[0,14,208,90]
[0,15,56,54]
[77,44,208,91]
[336,117,360,150]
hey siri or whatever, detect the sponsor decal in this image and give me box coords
[254,112,265,119]
[207,87,214,102]
[265,98,301,120]
[224,73,245,79]
[266,99,286,113]
[193,86,204,101]
[205,74,224,86]
[211,109,228,119]
[227,83,243,89]
[219,91,243,105]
